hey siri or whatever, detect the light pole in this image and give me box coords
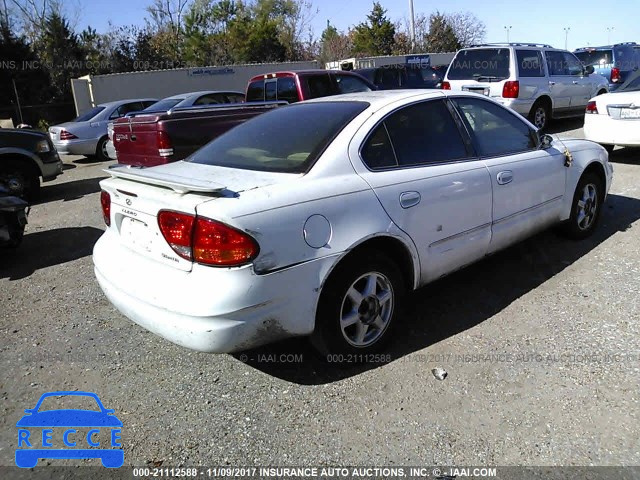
[504,25,512,43]
[607,27,614,44]
[409,0,416,51]
[563,27,571,50]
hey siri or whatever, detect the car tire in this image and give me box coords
[96,136,109,162]
[0,159,39,200]
[561,172,604,240]
[311,250,405,358]
[528,100,550,130]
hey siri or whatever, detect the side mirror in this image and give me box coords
[584,65,595,75]
[539,133,554,149]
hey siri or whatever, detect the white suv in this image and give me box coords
[443,43,609,130]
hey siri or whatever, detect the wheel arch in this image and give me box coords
[0,151,42,178]
[561,159,608,221]
[532,94,553,115]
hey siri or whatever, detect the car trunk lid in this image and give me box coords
[113,114,164,167]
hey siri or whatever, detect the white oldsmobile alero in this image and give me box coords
[93,90,613,356]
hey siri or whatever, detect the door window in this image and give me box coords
[277,77,298,103]
[516,50,545,77]
[246,80,265,102]
[335,74,372,94]
[452,97,537,157]
[306,74,334,98]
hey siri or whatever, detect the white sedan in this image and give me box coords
[584,71,640,152]
[93,90,613,356]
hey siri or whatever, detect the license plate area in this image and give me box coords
[119,216,155,252]
[462,86,490,96]
[620,108,640,119]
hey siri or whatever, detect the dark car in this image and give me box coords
[245,70,375,103]
[575,42,640,91]
[355,63,446,90]
[0,128,63,199]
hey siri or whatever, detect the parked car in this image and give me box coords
[113,102,285,167]
[0,128,63,199]
[584,69,640,152]
[245,70,375,103]
[355,63,446,89]
[442,43,609,130]
[49,99,157,161]
[575,42,640,91]
[141,91,246,113]
[94,90,613,356]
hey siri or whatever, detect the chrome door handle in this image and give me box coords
[549,81,556,86]
[399,191,421,209]
[572,81,579,84]
[496,171,513,185]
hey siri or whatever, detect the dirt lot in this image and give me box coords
[1,119,639,470]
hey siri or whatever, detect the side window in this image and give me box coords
[277,77,298,103]
[380,68,398,88]
[335,74,372,94]
[361,124,397,169]
[306,74,334,98]
[110,102,142,119]
[142,101,157,109]
[383,100,468,166]
[225,93,245,103]
[193,94,222,106]
[452,97,537,157]
[546,50,568,76]
[516,50,545,77]
[563,52,584,76]
[246,80,265,102]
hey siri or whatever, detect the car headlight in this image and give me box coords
[36,140,51,153]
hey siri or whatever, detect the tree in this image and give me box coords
[145,0,190,60]
[352,2,395,56]
[425,12,460,53]
[446,12,486,48]
[318,21,352,65]
[8,0,64,43]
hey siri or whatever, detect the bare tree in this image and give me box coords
[9,0,63,40]
[278,0,318,60]
[445,11,486,48]
[146,0,190,57]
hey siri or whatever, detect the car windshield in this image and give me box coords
[575,49,614,66]
[143,98,183,112]
[448,48,511,80]
[73,106,105,122]
[188,101,369,173]
[37,395,101,412]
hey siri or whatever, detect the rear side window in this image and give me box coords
[575,49,614,66]
[516,50,545,77]
[73,106,105,122]
[363,100,468,168]
[277,77,298,103]
[188,102,369,173]
[306,74,334,99]
[453,97,536,157]
[335,74,372,94]
[447,48,511,80]
[246,80,265,102]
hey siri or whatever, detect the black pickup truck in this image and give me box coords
[0,128,63,199]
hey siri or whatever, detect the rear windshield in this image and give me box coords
[188,101,369,173]
[144,98,183,112]
[74,106,105,122]
[448,48,511,80]
[575,49,614,66]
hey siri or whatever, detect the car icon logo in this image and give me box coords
[15,391,123,468]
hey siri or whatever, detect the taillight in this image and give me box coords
[611,67,621,83]
[158,211,195,260]
[441,81,451,90]
[59,129,78,140]
[157,131,173,157]
[157,211,259,267]
[586,101,598,114]
[100,191,111,226]
[193,217,259,266]
[502,81,520,99]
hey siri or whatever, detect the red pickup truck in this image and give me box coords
[113,102,284,167]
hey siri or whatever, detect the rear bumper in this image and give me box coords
[493,97,535,116]
[53,138,98,156]
[584,114,640,147]
[93,232,331,353]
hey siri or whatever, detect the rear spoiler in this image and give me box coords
[124,101,287,119]
[105,164,226,194]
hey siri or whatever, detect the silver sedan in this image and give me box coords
[49,98,157,161]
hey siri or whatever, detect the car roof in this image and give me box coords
[97,98,158,108]
[575,42,638,51]
[166,90,244,100]
[249,69,363,82]
[303,89,445,108]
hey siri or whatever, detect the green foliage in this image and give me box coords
[352,2,395,56]
[425,12,461,53]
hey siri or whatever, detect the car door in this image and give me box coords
[351,98,493,284]
[450,96,567,254]
[545,50,578,111]
[563,52,592,108]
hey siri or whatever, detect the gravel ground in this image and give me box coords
[1,119,639,470]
